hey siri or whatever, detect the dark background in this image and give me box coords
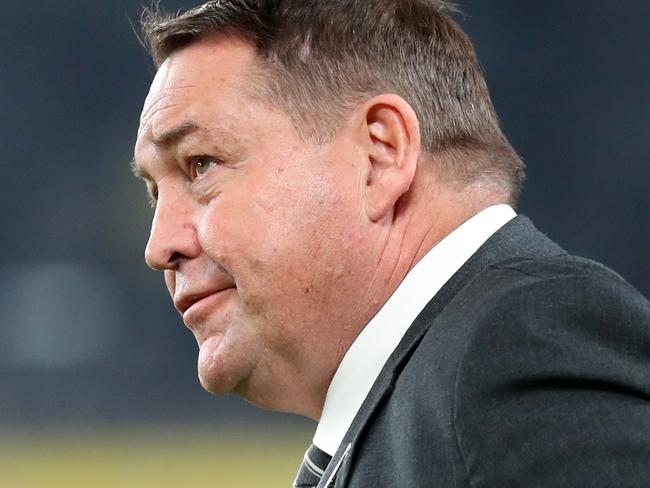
[1,1,648,431]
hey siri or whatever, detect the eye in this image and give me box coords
[190,157,219,180]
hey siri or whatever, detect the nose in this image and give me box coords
[144,188,200,271]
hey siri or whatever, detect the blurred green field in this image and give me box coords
[0,425,312,488]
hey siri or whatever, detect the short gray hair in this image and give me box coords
[142,0,525,203]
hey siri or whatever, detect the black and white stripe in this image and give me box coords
[293,443,332,488]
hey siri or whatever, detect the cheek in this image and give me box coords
[196,163,357,301]
[195,196,269,297]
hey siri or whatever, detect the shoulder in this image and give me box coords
[456,254,650,367]
[445,253,650,486]
[418,252,650,398]
[466,251,646,314]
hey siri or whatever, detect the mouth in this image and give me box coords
[176,287,237,327]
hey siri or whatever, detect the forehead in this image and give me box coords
[136,36,259,148]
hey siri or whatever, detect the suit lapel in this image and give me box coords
[318,216,564,487]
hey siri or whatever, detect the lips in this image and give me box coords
[175,290,215,315]
[174,285,235,314]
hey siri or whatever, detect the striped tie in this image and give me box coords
[293,443,332,488]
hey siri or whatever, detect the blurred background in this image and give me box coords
[0,1,648,486]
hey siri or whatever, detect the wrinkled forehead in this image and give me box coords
[138,69,181,133]
[137,37,260,142]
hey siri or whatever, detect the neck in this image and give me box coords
[377,184,503,296]
[306,179,506,420]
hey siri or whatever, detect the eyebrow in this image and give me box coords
[152,121,200,148]
[130,158,148,180]
[131,121,201,180]
[130,121,240,180]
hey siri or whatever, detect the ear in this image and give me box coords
[358,94,421,222]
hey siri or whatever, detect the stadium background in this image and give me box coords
[0,1,648,486]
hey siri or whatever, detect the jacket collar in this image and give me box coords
[318,215,564,487]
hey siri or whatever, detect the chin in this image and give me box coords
[197,360,240,395]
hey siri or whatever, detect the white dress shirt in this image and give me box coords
[313,204,517,456]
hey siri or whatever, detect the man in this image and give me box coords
[131,1,650,486]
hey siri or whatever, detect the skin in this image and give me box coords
[133,35,498,420]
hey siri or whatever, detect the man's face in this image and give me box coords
[133,37,375,416]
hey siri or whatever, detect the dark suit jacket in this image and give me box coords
[318,216,650,487]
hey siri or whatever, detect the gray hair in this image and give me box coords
[141,0,525,203]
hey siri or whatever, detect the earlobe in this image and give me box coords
[362,95,421,222]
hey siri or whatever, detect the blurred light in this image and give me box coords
[0,262,124,368]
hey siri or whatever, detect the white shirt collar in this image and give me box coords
[313,204,517,455]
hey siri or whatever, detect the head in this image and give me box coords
[133,0,524,418]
